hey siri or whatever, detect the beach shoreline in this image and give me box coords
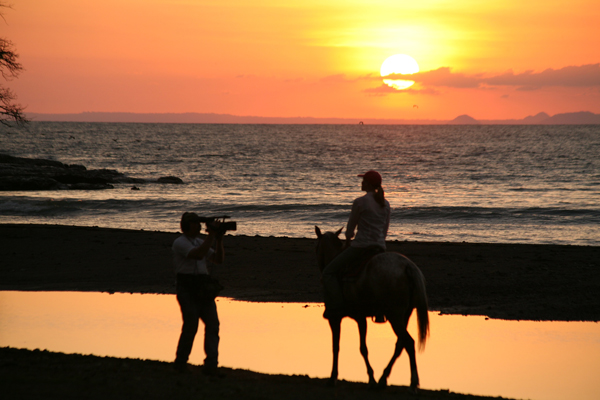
[2,223,599,322]
[2,223,599,399]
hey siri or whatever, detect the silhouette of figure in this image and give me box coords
[172,212,225,376]
[321,171,391,319]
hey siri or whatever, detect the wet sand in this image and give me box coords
[2,223,599,321]
[2,223,599,399]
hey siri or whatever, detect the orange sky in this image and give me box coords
[4,0,600,120]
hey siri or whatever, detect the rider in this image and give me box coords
[322,170,391,319]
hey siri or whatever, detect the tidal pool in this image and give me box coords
[1,291,598,400]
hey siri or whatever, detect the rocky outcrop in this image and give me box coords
[0,154,183,190]
[156,176,184,184]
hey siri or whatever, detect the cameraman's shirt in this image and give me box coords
[172,235,214,275]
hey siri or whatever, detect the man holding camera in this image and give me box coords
[172,212,225,376]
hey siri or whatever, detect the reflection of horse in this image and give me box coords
[315,226,429,392]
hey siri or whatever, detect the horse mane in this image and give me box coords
[315,226,343,271]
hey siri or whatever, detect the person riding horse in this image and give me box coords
[321,170,390,320]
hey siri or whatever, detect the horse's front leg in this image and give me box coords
[356,317,376,388]
[327,317,342,386]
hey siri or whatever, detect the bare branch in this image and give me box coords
[0,2,28,128]
[0,38,23,79]
[0,86,27,127]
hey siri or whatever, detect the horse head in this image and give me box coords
[314,226,344,273]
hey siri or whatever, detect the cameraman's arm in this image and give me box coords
[209,235,224,265]
[187,233,215,260]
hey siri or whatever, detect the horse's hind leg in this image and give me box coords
[356,318,376,388]
[403,331,419,393]
[378,319,419,393]
[377,327,405,390]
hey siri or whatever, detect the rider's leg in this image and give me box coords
[322,246,365,316]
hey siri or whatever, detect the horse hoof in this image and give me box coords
[377,379,388,390]
[367,379,377,390]
[408,385,419,395]
[326,378,337,387]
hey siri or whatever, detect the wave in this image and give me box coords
[393,206,600,223]
[3,197,598,226]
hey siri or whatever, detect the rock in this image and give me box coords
[157,176,183,184]
[1,154,184,190]
[0,154,123,191]
[0,176,64,190]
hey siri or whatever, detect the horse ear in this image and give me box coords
[315,226,322,238]
[335,227,343,237]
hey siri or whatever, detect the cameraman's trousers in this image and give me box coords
[175,275,220,368]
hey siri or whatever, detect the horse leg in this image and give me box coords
[377,328,405,390]
[355,317,376,388]
[327,317,342,386]
[378,322,419,393]
[378,315,418,389]
[404,331,420,393]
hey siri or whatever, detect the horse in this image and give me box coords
[315,226,429,392]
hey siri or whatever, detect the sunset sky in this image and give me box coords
[4,0,600,120]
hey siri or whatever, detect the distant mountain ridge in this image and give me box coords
[26,111,600,125]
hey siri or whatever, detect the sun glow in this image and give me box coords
[380,54,420,90]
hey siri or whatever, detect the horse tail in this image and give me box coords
[407,261,429,351]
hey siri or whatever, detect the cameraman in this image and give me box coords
[172,212,225,376]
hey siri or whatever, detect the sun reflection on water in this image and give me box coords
[1,291,598,400]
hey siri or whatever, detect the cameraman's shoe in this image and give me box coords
[173,361,190,373]
[202,365,226,378]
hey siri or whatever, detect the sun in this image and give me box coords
[380,54,420,90]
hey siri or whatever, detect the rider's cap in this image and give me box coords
[358,170,382,187]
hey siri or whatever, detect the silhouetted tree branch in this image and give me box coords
[0,3,27,127]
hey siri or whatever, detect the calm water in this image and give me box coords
[1,122,598,245]
[1,291,599,400]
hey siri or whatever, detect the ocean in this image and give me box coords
[1,122,598,246]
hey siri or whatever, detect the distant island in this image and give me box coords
[26,111,600,125]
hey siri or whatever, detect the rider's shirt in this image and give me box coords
[346,191,390,250]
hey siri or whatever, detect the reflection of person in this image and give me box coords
[172,212,225,375]
[322,170,391,319]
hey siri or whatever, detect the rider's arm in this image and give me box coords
[346,198,361,242]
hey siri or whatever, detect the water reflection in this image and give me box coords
[1,291,598,400]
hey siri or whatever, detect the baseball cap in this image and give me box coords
[358,170,382,187]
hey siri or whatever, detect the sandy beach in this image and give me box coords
[2,223,599,399]
[2,223,599,321]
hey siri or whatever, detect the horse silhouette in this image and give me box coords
[315,226,429,392]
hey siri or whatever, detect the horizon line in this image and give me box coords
[24,110,600,125]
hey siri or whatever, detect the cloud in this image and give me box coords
[362,84,439,95]
[485,64,600,88]
[366,64,600,93]
[385,68,481,88]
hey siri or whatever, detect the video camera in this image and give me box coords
[197,215,237,235]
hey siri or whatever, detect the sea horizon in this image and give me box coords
[24,110,600,126]
[1,122,599,246]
